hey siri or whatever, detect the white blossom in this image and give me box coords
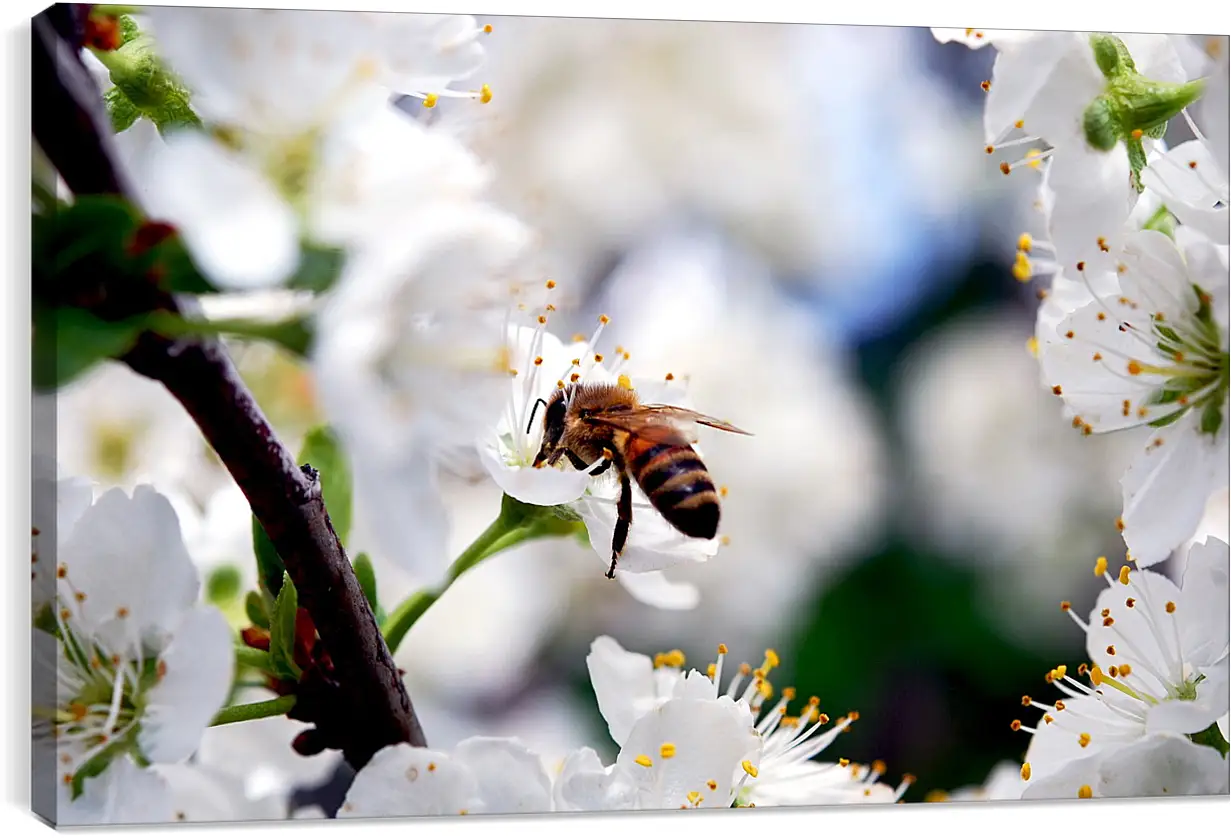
[478,308,726,607]
[580,636,908,808]
[1016,541,1229,788]
[1022,732,1228,799]
[129,9,494,288]
[34,483,234,825]
[1037,228,1229,565]
[953,31,1195,274]
[339,737,553,817]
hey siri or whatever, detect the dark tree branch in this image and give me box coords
[32,5,426,768]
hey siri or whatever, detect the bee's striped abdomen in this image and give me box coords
[626,440,720,540]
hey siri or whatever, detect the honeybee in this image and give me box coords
[531,381,751,578]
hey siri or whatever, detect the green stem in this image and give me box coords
[93,4,141,14]
[146,311,312,357]
[381,495,586,654]
[382,515,517,655]
[210,695,296,726]
[234,645,272,672]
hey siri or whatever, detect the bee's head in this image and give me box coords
[532,390,569,468]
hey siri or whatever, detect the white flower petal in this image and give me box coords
[1121,410,1230,566]
[139,606,235,763]
[59,757,175,826]
[139,131,299,290]
[574,483,718,575]
[1178,537,1230,666]
[477,443,591,506]
[60,486,200,649]
[340,743,480,817]
[984,33,1082,143]
[585,636,662,748]
[552,747,638,811]
[1098,732,1229,797]
[452,737,553,814]
[1145,658,1228,735]
[616,697,760,809]
[615,570,700,610]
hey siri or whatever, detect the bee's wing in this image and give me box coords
[637,405,753,437]
[586,405,752,445]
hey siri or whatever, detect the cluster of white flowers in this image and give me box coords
[339,638,910,815]
[31,458,237,824]
[935,28,1229,800]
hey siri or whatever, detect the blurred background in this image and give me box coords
[43,17,1229,810]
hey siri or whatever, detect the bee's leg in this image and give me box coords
[564,450,592,472]
[608,469,632,579]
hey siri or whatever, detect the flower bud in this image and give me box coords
[1114,78,1206,135]
[1090,34,1128,78]
[1082,97,1119,151]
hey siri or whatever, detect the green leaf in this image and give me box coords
[353,553,378,614]
[285,243,346,293]
[244,590,270,630]
[1200,397,1224,436]
[104,85,139,133]
[252,517,285,598]
[299,427,353,544]
[206,565,243,605]
[70,738,130,800]
[147,234,218,295]
[32,306,148,392]
[1148,408,1188,428]
[268,572,302,681]
[33,195,139,280]
[1190,721,1230,758]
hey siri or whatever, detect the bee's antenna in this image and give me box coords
[526,397,548,435]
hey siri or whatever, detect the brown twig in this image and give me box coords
[31,4,426,768]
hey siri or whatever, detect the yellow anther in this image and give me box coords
[664,372,675,381]
[1118,566,1131,585]
[1094,556,1107,576]
[707,663,716,678]
[764,649,780,669]
[872,760,887,775]
[1118,664,1132,677]
[1021,763,1031,781]
[634,754,652,767]
[1078,733,1091,748]
[617,374,633,390]
[479,83,492,104]
[1127,360,1143,375]
[533,356,543,366]
[1054,665,1067,680]
[1026,336,1039,357]
[839,758,850,767]
[545,279,556,289]
[423,93,439,108]
[706,780,718,791]
[719,485,729,497]
[742,760,759,778]
[1013,251,1033,282]
[1166,601,1176,614]
[483,23,493,33]
[1090,665,1104,685]
[783,687,797,701]
[660,743,677,759]
[598,314,610,324]
[686,791,703,806]
[1017,233,1033,252]
[717,643,728,655]
[1078,785,1092,799]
